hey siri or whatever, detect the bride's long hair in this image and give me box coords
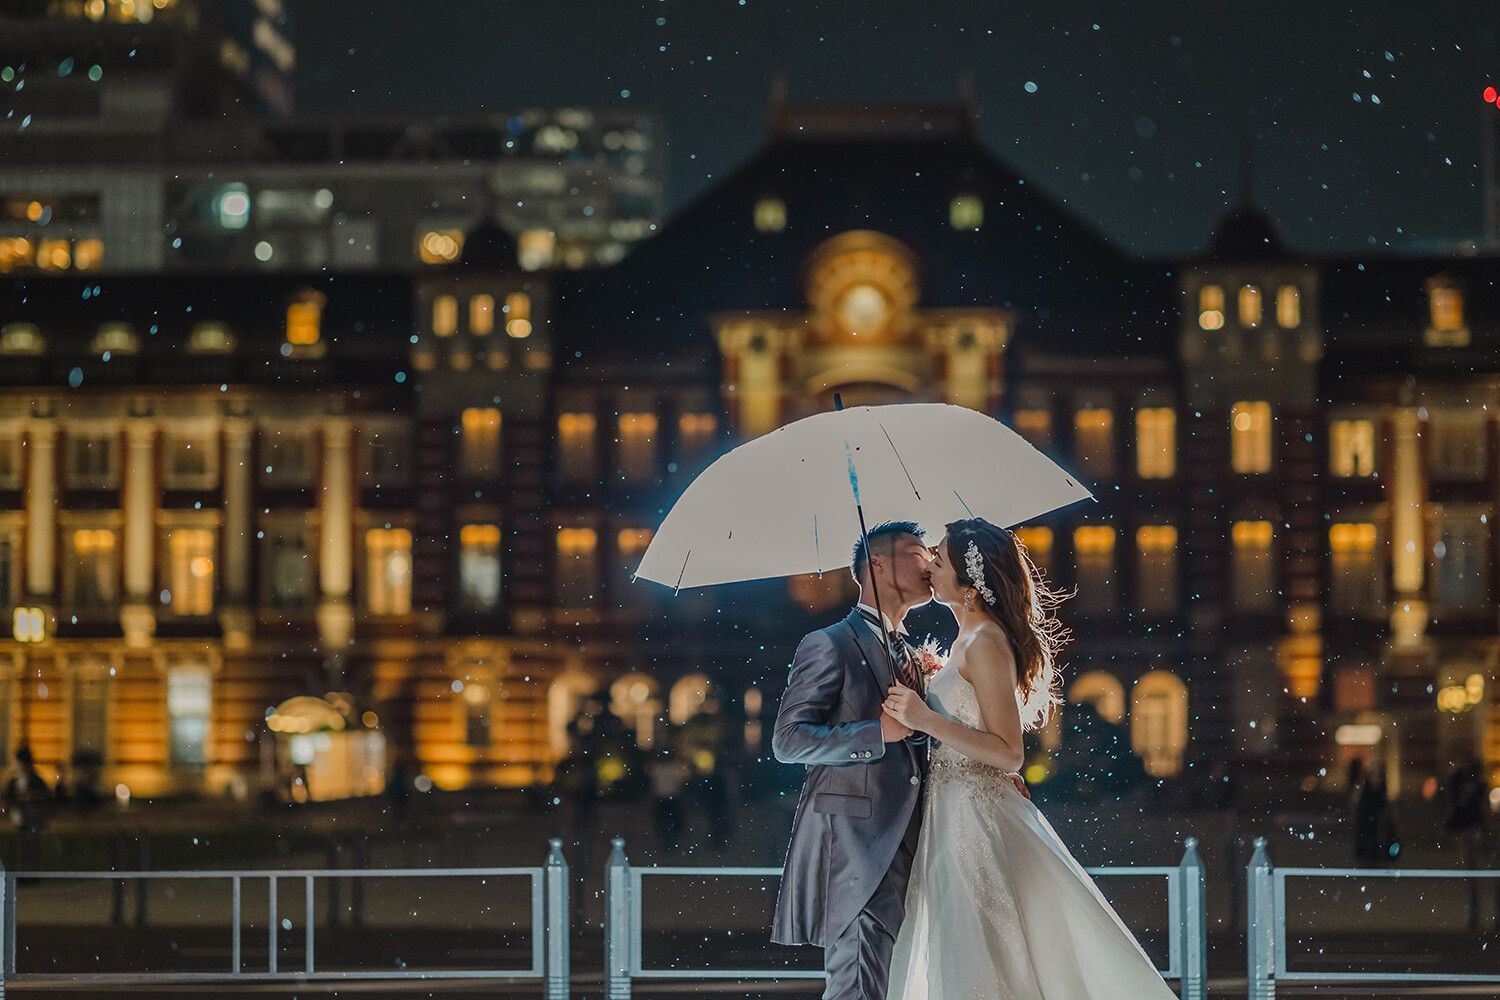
[945,518,1069,731]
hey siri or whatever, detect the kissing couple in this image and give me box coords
[771,518,1178,999]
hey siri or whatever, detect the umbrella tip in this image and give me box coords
[833,393,844,411]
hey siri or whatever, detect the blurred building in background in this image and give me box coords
[0,6,1496,805]
[0,1,662,278]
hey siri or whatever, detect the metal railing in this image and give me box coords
[604,835,1206,1000]
[0,838,570,1000]
[1247,836,1500,998]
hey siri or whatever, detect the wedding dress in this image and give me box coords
[886,664,1179,1000]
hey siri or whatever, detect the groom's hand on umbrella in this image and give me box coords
[879,709,913,742]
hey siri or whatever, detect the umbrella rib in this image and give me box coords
[673,550,691,595]
[879,423,921,500]
[814,514,821,576]
[954,490,974,517]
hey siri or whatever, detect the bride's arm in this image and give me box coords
[882,630,1027,773]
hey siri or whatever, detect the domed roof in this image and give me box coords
[1209,208,1286,261]
[455,216,519,270]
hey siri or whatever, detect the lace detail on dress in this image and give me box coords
[925,666,1023,798]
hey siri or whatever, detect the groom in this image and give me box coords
[771,521,932,1000]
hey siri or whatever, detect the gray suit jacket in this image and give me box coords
[770,608,927,947]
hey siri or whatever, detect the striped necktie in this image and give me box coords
[859,609,923,693]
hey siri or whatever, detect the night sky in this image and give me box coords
[296,2,1499,259]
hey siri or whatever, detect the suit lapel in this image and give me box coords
[843,608,895,692]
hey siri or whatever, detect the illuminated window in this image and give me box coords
[555,526,598,606]
[165,528,214,615]
[519,229,555,271]
[215,184,250,229]
[753,196,786,233]
[1069,670,1125,723]
[616,412,659,480]
[1238,285,1262,328]
[1426,277,1466,347]
[1431,507,1489,611]
[1329,522,1381,615]
[66,429,117,488]
[1073,409,1114,478]
[74,238,103,271]
[37,239,71,271]
[558,412,597,483]
[0,322,44,355]
[70,528,117,611]
[1013,408,1051,449]
[615,527,654,575]
[167,665,211,770]
[1072,525,1117,613]
[418,229,463,265]
[505,292,532,338]
[1198,285,1225,330]
[1135,525,1178,613]
[187,322,235,354]
[163,432,215,488]
[365,528,413,615]
[1429,412,1486,480]
[469,294,495,335]
[459,524,502,611]
[1135,408,1176,479]
[1329,419,1376,477]
[678,412,718,453]
[286,293,324,346]
[460,408,501,477]
[1131,671,1188,777]
[462,681,492,747]
[1231,520,1275,611]
[1276,285,1300,328]
[1014,526,1054,577]
[669,673,712,726]
[0,237,36,273]
[1230,401,1272,473]
[432,295,458,337]
[949,194,983,231]
[72,660,109,769]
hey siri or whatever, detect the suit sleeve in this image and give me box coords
[772,629,885,765]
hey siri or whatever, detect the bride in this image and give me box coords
[880,518,1178,1000]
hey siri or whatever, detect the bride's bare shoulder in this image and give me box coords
[954,622,1015,681]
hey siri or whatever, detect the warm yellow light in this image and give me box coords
[1239,285,1262,327]
[38,239,71,271]
[1198,285,1225,330]
[1334,724,1382,746]
[432,294,457,337]
[1438,685,1470,713]
[1277,285,1300,327]
[1329,522,1377,553]
[1073,525,1116,555]
[1136,525,1177,552]
[1135,407,1176,479]
[1232,520,1273,549]
[74,238,104,271]
[1012,409,1051,447]
[1014,526,1053,560]
[74,528,116,553]
[461,523,501,547]
[557,527,597,557]
[1429,282,1463,332]
[25,201,43,222]
[286,297,323,346]
[949,194,983,231]
[469,294,494,335]
[505,292,531,319]
[616,527,654,558]
[1466,672,1485,704]
[12,606,45,643]
[753,196,787,233]
[418,230,463,264]
[506,317,532,339]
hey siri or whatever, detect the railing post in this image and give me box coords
[604,837,632,1000]
[1177,837,1207,1000]
[1247,836,1275,1000]
[545,838,570,1000]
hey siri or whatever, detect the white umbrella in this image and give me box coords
[635,402,1092,591]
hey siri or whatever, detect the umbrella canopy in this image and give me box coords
[635,402,1092,590]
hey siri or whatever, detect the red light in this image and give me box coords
[1487,85,1499,104]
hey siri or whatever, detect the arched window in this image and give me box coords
[1068,670,1126,724]
[1131,670,1188,777]
[609,672,661,749]
[669,673,712,726]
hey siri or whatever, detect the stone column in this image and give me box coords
[120,421,157,647]
[1389,408,1427,646]
[24,421,57,602]
[317,418,355,653]
[220,418,254,647]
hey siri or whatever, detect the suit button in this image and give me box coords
[909,776,919,786]
[850,752,858,759]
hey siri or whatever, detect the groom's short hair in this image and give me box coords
[851,520,924,582]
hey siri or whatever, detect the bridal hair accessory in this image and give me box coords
[965,540,997,606]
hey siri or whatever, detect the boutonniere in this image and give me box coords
[913,637,948,678]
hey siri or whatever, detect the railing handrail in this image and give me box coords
[606,836,1206,1000]
[1248,837,1500,990]
[0,840,570,1000]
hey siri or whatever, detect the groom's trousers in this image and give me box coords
[822,806,921,1000]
